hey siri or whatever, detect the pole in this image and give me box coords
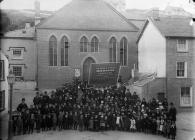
[8,83,13,140]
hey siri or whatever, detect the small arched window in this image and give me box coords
[49,35,57,66]
[91,36,99,52]
[109,37,117,62]
[80,36,88,52]
[61,36,69,66]
[120,37,128,66]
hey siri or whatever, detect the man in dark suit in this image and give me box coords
[168,102,177,122]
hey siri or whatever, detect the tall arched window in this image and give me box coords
[109,37,117,62]
[91,36,99,52]
[49,35,57,66]
[80,36,88,52]
[61,36,69,66]
[120,37,128,66]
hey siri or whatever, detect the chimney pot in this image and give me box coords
[34,0,41,26]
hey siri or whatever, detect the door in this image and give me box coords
[83,57,95,82]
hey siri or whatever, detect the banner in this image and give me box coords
[88,63,120,86]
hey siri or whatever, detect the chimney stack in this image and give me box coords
[152,8,160,20]
[25,22,31,29]
[34,0,41,26]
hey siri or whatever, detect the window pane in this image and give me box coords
[177,39,187,52]
[0,61,4,80]
[181,87,191,105]
[91,37,98,52]
[109,47,113,62]
[13,50,22,55]
[177,62,185,77]
[49,36,57,66]
[113,41,116,62]
[0,90,5,110]
[80,37,88,52]
[61,47,64,66]
[65,47,68,66]
[84,42,87,52]
[120,38,127,65]
[49,47,53,66]
[95,41,98,52]
[124,39,127,66]
[13,66,22,77]
[54,47,57,66]
[109,37,117,62]
[61,36,69,66]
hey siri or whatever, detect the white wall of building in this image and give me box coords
[138,20,166,77]
[0,51,9,112]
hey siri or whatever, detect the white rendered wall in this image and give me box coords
[138,20,166,77]
[0,52,9,112]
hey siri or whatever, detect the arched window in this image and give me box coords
[49,35,57,66]
[80,36,88,52]
[91,36,99,52]
[120,37,128,66]
[61,36,69,66]
[109,37,117,62]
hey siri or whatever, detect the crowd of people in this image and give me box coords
[13,82,177,139]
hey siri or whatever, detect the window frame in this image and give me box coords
[61,36,69,66]
[177,39,188,53]
[12,66,23,77]
[12,48,24,60]
[176,61,187,78]
[120,37,128,66]
[49,35,58,66]
[180,87,193,107]
[0,60,5,81]
[0,90,5,111]
[109,37,117,62]
[91,36,99,52]
[80,36,88,52]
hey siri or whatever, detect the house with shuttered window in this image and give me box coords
[136,16,195,111]
[36,0,139,89]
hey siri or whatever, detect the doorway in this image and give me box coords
[83,57,95,82]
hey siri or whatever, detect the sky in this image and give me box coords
[0,0,195,13]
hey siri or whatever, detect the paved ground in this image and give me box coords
[1,89,195,140]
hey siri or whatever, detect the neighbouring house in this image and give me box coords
[0,51,9,112]
[0,51,9,140]
[136,16,195,111]
[0,24,37,90]
[36,0,139,90]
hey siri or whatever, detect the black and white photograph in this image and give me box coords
[0,0,195,140]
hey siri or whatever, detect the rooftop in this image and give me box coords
[37,0,138,32]
[2,27,35,39]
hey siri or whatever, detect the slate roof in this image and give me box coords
[151,17,194,37]
[2,27,35,39]
[128,19,146,29]
[137,17,194,43]
[37,0,138,32]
